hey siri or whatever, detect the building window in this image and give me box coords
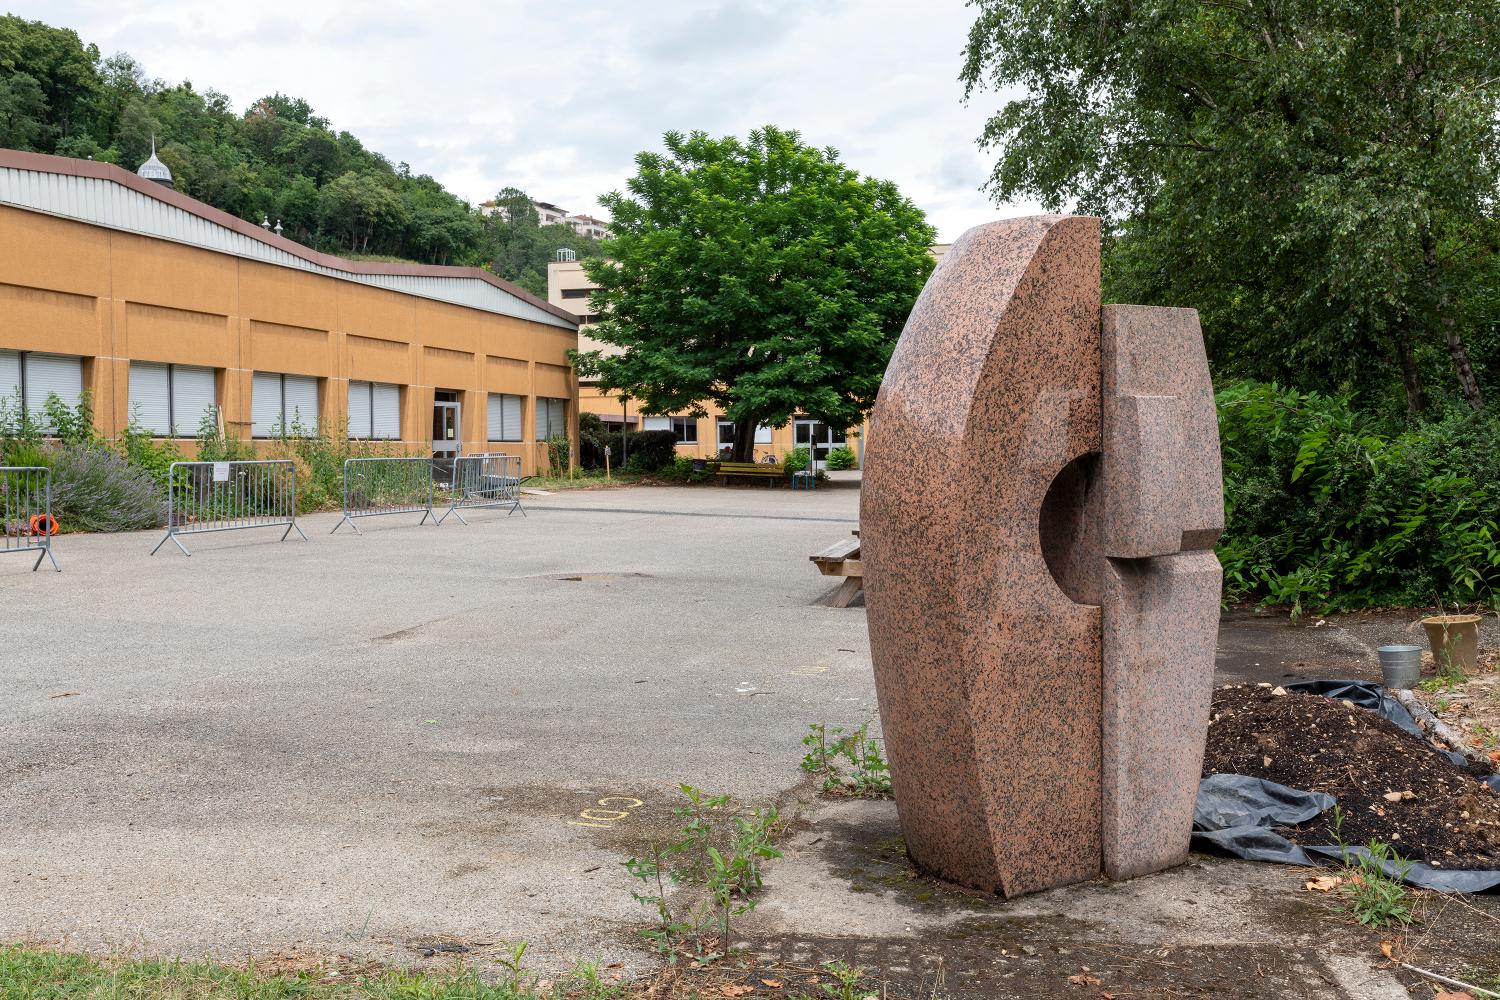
[560,288,593,299]
[487,392,524,442]
[645,415,698,443]
[0,350,85,433]
[716,419,773,446]
[252,372,319,437]
[794,419,845,447]
[348,381,400,440]
[128,362,217,437]
[537,396,568,439]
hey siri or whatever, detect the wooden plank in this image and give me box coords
[828,576,864,608]
[811,538,861,562]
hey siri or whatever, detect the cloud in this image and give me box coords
[16,0,1041,240]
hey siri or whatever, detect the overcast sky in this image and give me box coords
[14,0,1038,242]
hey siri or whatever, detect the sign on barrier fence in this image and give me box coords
[332,456,437,534]
[151,459,308,557]
[1,465,60,572]
[438,454,525,524]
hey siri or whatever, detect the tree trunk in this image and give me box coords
[731,417,758,463]
[1393,329,1427,418]
[1444,320,1484,412]
[1423,224,1485,412]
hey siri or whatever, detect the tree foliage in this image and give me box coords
[0,15,602,280]
[479,186,604,297]
[961,0,1500,419]
[576,127,935,461]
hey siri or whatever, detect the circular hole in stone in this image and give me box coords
[1038,451,1102,606]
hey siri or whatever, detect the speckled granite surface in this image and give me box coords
[862,218,1223,898]
[1099,305,1223,880]
[862,216,1103,897]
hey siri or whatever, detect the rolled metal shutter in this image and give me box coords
[502,394,523,441]
[371,383,400,440]
[348,380,372,439]
[282,375,319,435]
[0,351,19,413]
[486,393,504,442]
[128,362,172,435]
[251,372,282,437]
[170,365,216,436]
[25,354,83,429]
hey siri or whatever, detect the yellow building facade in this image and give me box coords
[0,149,579,475]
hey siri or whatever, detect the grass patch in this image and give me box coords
[0,946,625,999]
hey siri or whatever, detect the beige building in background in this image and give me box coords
[0,149,580,475]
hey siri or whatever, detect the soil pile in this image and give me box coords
[1202,685,1500,870]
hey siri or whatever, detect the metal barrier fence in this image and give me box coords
[332,457,437,534]
[1,466,60,572]
[151,459,308,556]
[438,453,525,524]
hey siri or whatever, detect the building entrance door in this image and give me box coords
[433,400,461,457]
[794,418,845,468]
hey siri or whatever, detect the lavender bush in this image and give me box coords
[49,444,165,532]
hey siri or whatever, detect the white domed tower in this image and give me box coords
[136,137,173,189]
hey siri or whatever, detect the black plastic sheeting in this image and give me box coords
[1192,680,1500,893]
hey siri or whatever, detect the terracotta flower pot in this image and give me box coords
[1421,614,1482,674]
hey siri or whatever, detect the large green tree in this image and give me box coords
[961,0,1500,418]
[575,127,935,461]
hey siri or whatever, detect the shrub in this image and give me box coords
[1218,381,1500,613]
[193,408,255,463]
[783,446,812,478]
[616,430,679,473]
[48,443,165,532]
[655,455,716,483]
[578,412,608,468]
[825,446,857,471]
[43,390,98,446]
[544,434,571,476]
[118,414,181,490]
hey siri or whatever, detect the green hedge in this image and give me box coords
[1217,381,1500,614]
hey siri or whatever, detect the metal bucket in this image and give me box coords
[1376,645,1423,690]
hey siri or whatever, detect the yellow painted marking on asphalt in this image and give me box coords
[569,795,644,829]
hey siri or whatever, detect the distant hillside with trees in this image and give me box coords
[0,14,598,286]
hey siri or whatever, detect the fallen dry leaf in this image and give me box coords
[1305,875,1343,892]
[1068,973,1103,987]
[1433,993,1474,1000]
[720,986,754,998]
[1379,941,1395,960]
[760,980,783,990]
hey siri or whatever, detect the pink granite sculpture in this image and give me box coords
[861,215,1223,897]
